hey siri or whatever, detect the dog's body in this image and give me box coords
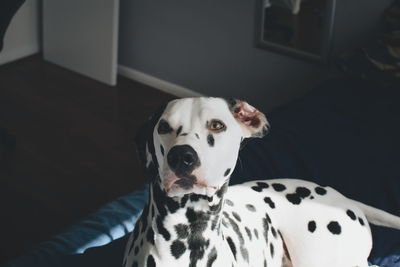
[123,97,400,267]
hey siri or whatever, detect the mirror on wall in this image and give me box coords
[256,0,336,63]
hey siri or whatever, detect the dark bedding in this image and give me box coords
[230,77,400,266]
[4,77,400,267]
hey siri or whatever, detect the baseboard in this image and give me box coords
[0,44,40,65]
[118,65,204,98]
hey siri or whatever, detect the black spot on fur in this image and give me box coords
[147,255,156,267]
[310,196,314,199]
[176,126,183,136]
[246,204,256,212]
[156,215,171,241]
[226,236,237,259]
[296,187,311,198]
[358,217,365,226]
[134,246,139,255]
[158,119,173,134]
[224,168,231,177]
[175,224,189,239]
[315,186,327,195]
[186,208,209,225]
[327,221,341,234]
[160,145,164,156]
[207,134,215,147]
[141,205,150,233]
[256,182,269,189]
[245,227,252,240]
[211,215,220,231]
[346,210,356,220]
[286,193,302,205]
[254,229,259,239]
[270,243,275,258]
[195,133,200,139]
[132,262,138,267]
[251,186,263,192]
[271,226,277,238]
[272,183,286,192]
[130,224,140,253]
[224,212,247,260]
[206,247,218,267]
[232,211,242,222]
[216,182,228,198]
[265,214,271,224]
[152,183,180,241]
[186,208,211,267]
[171,240,186,259]
[241,247,249,262]
[165,198,180,213]
[308,221,316,233]
[180,133,188,136]
[285,187,312,205]
[180,195,189,207]
[210,198,224,214]
[190,193,209,202]
[147,227,155,244]
[225,98,237,109]
[223,213,243,244]
[264,197,276,208]
[263,214,270,245]
[225,199,234,206]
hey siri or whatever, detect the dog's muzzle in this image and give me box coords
[167,145,200,174]
[167,145,200,188]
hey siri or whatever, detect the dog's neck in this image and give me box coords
[127,179,230,266]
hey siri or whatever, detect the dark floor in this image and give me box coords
[0,55,174,263]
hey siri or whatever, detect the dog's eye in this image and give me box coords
[208,120,226,132]
[158,119,173,134]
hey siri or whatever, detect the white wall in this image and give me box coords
[0,0,41,65]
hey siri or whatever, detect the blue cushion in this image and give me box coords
[4,187,148,267]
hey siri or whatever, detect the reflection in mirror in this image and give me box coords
[257,0,336,62]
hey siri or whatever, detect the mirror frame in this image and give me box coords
[255,0,337,63]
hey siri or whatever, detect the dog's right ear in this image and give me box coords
[134,104,166,180]
[225,98,269,139]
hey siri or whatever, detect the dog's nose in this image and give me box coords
[167,145,199,174]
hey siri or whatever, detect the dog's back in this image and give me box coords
[226,179,373,267]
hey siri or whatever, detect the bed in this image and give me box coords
[3,74,400,267]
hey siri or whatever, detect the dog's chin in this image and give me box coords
[165,184,218,198]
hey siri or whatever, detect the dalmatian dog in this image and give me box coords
[123,97,400,267]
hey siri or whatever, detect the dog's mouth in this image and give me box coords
[163,172,217,197]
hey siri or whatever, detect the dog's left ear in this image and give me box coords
[225,98,269,138]
[135,104,167,180]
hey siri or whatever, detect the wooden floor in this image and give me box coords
[0,55,174,263]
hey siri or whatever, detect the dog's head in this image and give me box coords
[136,97,269,198]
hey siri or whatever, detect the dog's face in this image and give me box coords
[138,97,269,198]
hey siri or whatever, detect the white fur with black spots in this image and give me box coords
[123,97,400,267]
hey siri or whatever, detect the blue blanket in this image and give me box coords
[4,77,400,267]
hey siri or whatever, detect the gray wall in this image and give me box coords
[332,0,392,55]
[0,0,40,65]
[118,0,392,111]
